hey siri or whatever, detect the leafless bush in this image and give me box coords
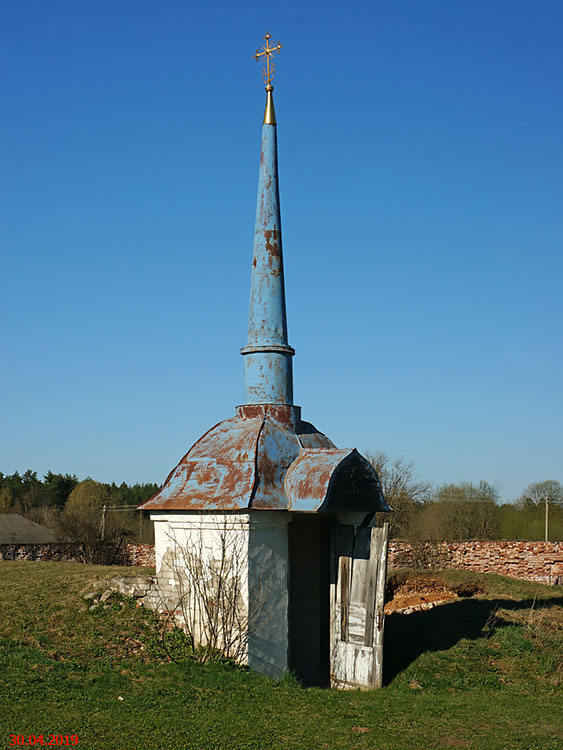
[452,580,485,598]
[56,480,131,564]
[365,451,431,539]
[407,541,449,570]
[153,519,268,664]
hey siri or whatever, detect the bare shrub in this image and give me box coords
[57,480,131,564]
[365,452,431,539]
[153,519,268,664]
[452,581,485,598]
[407,541,449,570]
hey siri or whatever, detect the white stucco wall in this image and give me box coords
[149,510,290,678]
[247,511,290,677]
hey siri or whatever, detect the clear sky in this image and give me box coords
[1,0,562,501]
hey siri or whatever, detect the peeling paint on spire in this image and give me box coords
[139,39,389,517]
[240,89,295,405]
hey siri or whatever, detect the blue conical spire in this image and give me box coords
[241,86,294,405]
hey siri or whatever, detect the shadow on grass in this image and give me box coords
[383,595,562,685]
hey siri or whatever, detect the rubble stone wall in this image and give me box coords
[120,543,155,567]
[0,542,156,567]
[0,543,83,562]
[388,540,563,585]
[2,540,562,585]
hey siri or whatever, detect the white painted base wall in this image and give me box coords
[149,510,388,688]
[150,510,290,678]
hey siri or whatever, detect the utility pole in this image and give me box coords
[545,495,549,542]
[99,504,139,542]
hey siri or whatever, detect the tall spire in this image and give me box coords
[241,33,294,405]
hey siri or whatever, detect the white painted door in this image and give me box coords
[330,523,389,689]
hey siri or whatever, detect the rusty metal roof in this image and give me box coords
[140,416,261,511]
[284,449,388,512]
[139,405,388,514]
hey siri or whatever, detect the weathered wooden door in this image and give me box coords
[330,522,389,689]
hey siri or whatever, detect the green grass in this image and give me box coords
[1,562,562,749]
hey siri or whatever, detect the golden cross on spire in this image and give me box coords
[253,32,283,89]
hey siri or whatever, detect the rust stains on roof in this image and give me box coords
[139,406,388,514]
[284,449,390,513]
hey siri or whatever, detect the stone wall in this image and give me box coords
[2,539,562,585]
[120,543,155,567]
[388,540,563,585]
[0,542,83,562]
[0,542,155,567]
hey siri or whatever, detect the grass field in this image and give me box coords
[0,562,561,749]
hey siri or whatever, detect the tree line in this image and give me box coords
[2,460,562,557]
[0,470,159,557]
[367,452,563,542]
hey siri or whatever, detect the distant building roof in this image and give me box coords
[0,514,59,544]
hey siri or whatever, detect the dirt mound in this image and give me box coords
[384,573,484,615]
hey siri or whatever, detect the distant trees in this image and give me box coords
[58,480,127,563]
[0,470,159,549]
[518,480,563,507]
[413,481,500,542]
[0,470,77,518]
[517,480,563,541]
[43,471,79,511]
[1,463,561,544]
[365,454,562,542]
[365,452,431,538]
[0,486,14,513]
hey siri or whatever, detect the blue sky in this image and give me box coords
[1,0,561,501]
